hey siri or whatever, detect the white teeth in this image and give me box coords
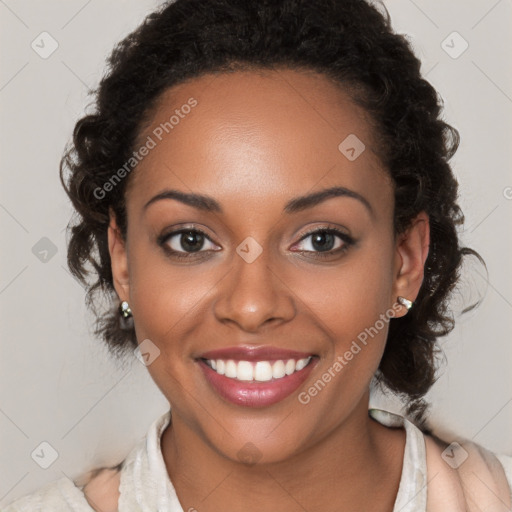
[225,360,237,378]
[206,356,312,381]
[296,358,308,371]
[216,359,225,375]
[254,361,273,381]
[285,359,296,375]
[272,360,286,379]
[237,361,254,381]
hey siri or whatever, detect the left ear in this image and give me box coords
[392,211,430,315]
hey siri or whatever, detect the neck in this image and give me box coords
[161,393,405,512]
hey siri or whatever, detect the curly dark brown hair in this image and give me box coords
[60,0,482,426]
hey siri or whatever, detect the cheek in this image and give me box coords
[126,247,218,401]
[129,261,215,347]
[125,233,205,341]
[293,240,395,345]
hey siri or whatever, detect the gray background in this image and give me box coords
[1,0,511,505]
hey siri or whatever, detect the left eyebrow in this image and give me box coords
[284,186,374,217]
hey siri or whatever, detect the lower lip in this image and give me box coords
[198,358,316,408]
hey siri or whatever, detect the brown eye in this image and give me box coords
[161,229,220,255]
[294,229,351,253]
[177,231,205,252]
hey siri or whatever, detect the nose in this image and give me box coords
[213,251,296,333]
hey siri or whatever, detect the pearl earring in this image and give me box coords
[119,300,132,318]
[397,296,413,310]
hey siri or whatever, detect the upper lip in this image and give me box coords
[198,345,315,362]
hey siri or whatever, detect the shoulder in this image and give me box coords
[2,475,93,512]
[423,432,512,512]
[369,409,512,510]
[3,465,122,512]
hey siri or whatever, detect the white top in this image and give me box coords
[4,408,512,511]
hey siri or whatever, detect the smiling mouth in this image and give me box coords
[197,352,318,408]
[202,356,313,382]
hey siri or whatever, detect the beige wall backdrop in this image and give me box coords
[1,0,511,505]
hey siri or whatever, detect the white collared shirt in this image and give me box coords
[4,408,512,511]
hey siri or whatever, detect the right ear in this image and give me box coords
[108,210,130,301]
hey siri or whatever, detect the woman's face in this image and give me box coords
[109,68,428,463]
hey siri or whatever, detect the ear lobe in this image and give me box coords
[108,211,130,300]
[393,211,430,310]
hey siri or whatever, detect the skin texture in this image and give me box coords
[106,69,430,511]
[82,468,120,512]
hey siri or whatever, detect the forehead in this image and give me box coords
[127,68,391,213]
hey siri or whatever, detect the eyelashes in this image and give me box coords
[291,227,355,259]
[157,225,355,261]
[157,227,219,261]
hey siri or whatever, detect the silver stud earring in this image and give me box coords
[397,296,413,311]
[119,300,132,318]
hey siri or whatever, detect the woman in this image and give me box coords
[5,0,511,510]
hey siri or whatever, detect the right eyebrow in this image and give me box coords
[143,189,222,213]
